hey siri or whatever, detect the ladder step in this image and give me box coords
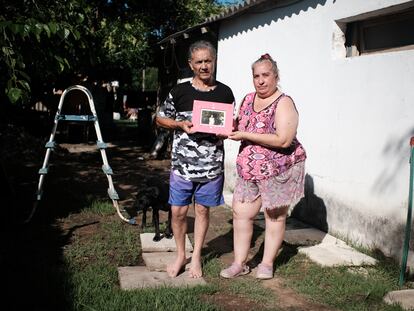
[108,188,119,200]
[56,115,97,122]
[45,141,56,149]
[97,141,107,149]
[38,167,48,174]
[36,190,43,200]
[102,165,113,175]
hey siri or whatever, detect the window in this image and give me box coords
[345,7,414,57]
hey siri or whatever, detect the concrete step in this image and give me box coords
[142,252,192,271]
[284,227,327,246]
[118,266,206,289]
[285,228,377,267]
[298,243,377,267]
[140,233,193,252]
[384,289,414,310]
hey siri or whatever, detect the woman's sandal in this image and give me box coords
[255,263,273,280]
[220,262,250,278]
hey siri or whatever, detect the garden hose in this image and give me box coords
[399,136,414,286]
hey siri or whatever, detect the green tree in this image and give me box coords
[0,0,96,104]
[0,0,226,105]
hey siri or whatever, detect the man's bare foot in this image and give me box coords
[167,256,187,278]
[188,259,202,278]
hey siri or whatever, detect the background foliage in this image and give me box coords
[0,0,227,105]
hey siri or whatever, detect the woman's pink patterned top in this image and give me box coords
[236,92,306,181]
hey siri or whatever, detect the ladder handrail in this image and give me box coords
[24,85,136,225]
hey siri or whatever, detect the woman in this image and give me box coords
[220,54,306,279]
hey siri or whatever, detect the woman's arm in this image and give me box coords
[228,96,299,148]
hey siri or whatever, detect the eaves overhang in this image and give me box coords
[158,0,270,46]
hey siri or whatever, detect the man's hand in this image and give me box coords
[156,116,193,134]
[179,120,193,134]
[216,133,229,139]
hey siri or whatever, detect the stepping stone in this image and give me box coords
[140,233,193,252]
[286,217,313,230]
[384,289,414,310]
[298,243,377,267]
[284,228,328,246]
[290,229,377,267]
[142,252,192,271]
[118,266,207,289]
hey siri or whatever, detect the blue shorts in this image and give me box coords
[169,171,224,207]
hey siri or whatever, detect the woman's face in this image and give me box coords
[252,61,278,98]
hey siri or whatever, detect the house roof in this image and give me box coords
[205,0,269,23]
[158,0,270,45]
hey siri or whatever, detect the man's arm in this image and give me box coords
[156,116,193,134]
[156,90,193,134]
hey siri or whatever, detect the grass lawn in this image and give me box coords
[47,199,411,311]
[2,121,412,311]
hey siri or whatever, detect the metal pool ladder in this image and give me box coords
[25,85,136,225]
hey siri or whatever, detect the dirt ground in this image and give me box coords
[0,124,336,311]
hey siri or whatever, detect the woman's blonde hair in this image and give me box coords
[252,53,279,80]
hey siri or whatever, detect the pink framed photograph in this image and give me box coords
[191,100,234,135]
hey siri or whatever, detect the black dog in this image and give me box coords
[133,182,173,242]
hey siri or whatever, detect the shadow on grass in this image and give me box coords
[0,121,159,310]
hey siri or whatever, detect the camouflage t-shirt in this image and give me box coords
[158,81,235,182]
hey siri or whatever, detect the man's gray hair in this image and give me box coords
[188,40,217,60]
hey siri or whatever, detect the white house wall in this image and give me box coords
[216,0,414,260]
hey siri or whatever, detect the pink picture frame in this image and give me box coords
[191,100,234,135]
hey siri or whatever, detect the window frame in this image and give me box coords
[345,6,414,57]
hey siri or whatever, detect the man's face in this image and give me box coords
[188,48,215,82]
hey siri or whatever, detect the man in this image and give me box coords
[156,40,235,278]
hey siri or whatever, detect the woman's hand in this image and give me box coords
[228,131,244,141]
